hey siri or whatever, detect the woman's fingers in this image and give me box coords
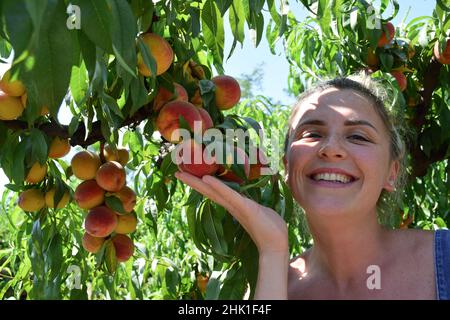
[174,172,239,213]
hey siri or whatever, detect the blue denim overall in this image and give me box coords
[435,229,450,300]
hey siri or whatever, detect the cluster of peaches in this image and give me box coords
[138,33,269,182]
[0,68,49,121]
[367,22,450,94]
[18,137,71,212]
[71,146,137,263]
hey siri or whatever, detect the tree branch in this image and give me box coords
[1,104,155,148]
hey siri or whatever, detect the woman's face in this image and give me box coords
[285,87,399,218]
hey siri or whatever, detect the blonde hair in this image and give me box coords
[284,72,411,226]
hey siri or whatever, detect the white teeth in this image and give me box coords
[312,173,352,183]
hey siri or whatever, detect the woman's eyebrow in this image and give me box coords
[295,119,379,133]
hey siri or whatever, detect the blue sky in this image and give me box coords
[0,1,438,190]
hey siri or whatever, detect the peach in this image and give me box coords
[0,91,24,120]
[85,206,118,237]
[153,83,189,111]
[176,139,219,178]
[367,49,379,68]
[114,212,138,234]
[377,22,395,47]
[248,148,270,181]
[197,108,213,130]
[196,274,209,294]
[96,161,126,192]
[71,150,101,180]
[74,180,105,210]
[0,70,26,97]
[45,188,70,209]
[434,38,450,65]
[216,146,250,184]
[390,71,407,91]
[111,234,134,262]
[103,145,130,166]
[156,100,204,143]
[109,186,136,213]
[211,75,241,110]
[82,232,105,253]
[18,189,46,212]
[48,137,71,159]
[25,162,47,184]
[190,88,203,107]
[137,33,173,77]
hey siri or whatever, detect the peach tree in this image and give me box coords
[0,0,449,300]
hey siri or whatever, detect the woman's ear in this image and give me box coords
[383,160,400,192]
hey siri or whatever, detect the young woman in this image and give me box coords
[174,73,450,300]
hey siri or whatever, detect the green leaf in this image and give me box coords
[202,0,225,74]
[72,0,113,52]
[216,0,233,15]
[70,61,89,106]
[108,0,138,78]
[105,240,118,274]
[11,138,28,185]
[201,201,228,256]
[30,0,76,114]
[29,129,48,165]
[105,195,127,215]
[3,0,33,58]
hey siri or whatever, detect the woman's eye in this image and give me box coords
[349,135,369,142]
[302,132,321,138]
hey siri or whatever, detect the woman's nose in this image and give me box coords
[318,136,347,159]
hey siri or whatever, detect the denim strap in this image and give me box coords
[435,229,450,300]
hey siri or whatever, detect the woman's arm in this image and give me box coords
[175,172,289,300]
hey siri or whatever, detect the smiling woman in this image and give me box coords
[174,72,450,300]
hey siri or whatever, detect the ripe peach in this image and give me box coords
[109,186,136,213]
[217,146,250,184]
[367,49,379,68]
[48,137,71,159]
[434,38,450,65]
[96,161,126,192]
[176,139,219,178]
[153,83,189,111]
[0,91,24,120]
[114,212,138,234]
[196,274,209,294]
[25,162,47,184]
[71,150,101,180]
[377,22,395,47]
[156,100,204,143]
[248,148,270,181]
[45,188,70,209]
[390,71,407,91]
[211,75,241,110]
[103,145,130,166]
[82,232,105,253]
[74,180,105,210]
[197,108,214,130]
[137,33,174,77]
[0,70,26,97]
[85,206,118,237]
[18,189,46,212]
[111,234,134,262]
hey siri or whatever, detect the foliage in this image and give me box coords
[0,0,449,300]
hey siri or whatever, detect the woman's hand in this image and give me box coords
[174,172,289,254]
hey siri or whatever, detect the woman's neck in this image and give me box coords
[305,210,391,293]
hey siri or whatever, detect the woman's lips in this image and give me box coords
[307,176,358,188]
